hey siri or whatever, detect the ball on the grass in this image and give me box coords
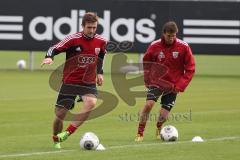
[16,59,26,69]
[160,125,178,141]
[80,132,99,150]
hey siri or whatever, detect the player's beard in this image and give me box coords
[87,32,94,38]
[83,32,95,39]
[165,38,175,45]
[166,41,173,45]
[86,32,95,38]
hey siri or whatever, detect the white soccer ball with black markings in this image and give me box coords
[80,132,99,150]
[160,125,178,141]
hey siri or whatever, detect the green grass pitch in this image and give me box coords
[0,51,240,160]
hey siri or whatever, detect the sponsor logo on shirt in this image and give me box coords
[158,51,165,61]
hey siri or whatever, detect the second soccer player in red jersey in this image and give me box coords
[135,21,195,142]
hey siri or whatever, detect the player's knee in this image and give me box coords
[145,101,155,111]
[55,107,68,120]
[85,99,97,108]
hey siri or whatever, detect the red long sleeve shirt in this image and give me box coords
[46,32,107,85]
[143,37,195,92]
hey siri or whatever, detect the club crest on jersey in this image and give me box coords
[172,52,179,58]
[158,51,165,61]
[95,48,100,55]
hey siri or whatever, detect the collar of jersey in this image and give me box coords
[82,33,96,40]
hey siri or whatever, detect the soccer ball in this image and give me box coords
[16,59,26,69]
[160,125,178,141]
[80,132,99,150]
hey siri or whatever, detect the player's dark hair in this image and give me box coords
[82,12,98,26]
[162,21,178,34]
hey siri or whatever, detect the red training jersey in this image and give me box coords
[143,37,195,92]
[46,32,107,85]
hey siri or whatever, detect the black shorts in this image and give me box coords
[146,86,177,111]
[55,83,97,110]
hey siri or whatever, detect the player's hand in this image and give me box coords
[41,58,53,67]
[97,74,104,86]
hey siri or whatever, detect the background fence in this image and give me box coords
[0,0,240,70]
[0,0,240,54]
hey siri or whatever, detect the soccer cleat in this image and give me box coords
[156,128,161,140]
[135,134,143,142]
[57,131,70,142]
[54,142,61,149]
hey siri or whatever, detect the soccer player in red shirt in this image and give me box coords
[41,12,107,148]
[135,21,195,142]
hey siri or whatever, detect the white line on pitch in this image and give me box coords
[0,136,239,158]
[108,136,240,149]
[0,150,74,159]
